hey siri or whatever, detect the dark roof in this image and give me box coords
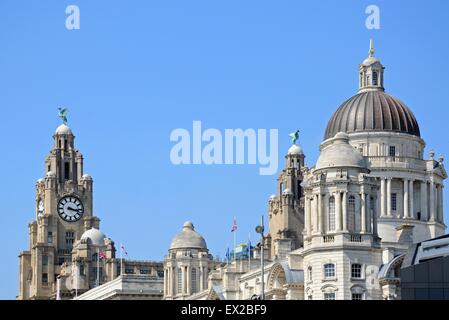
[324,90,421,140]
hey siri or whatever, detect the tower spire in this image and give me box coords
[369,38,375,57]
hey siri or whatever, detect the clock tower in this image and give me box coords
[18,119,101,299]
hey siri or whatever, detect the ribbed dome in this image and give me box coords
[324,91,420,140]
[170,221,207,250]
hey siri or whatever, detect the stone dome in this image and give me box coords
[315,132,367,170]
[55,124,73,135]
[170,221,207,250]
[287,144,303,155]
[324,91,420,141]
[82,174,93,180]
[80,228,106,246]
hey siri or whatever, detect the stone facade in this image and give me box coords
[175,40,447,301]
[17,123,164,300]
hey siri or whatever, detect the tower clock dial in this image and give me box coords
[57,196,84,222]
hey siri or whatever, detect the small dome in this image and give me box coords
[46,171,55,178]
[170,221,207,250]
[80,228,106,246]
[315,132,367,171]
[55,124,73,135]
[362,56,379,66]
[282,188,293,195]
[82,174,92,180]
[269,194,277,200]
[287,144,303,155]
[36,178,44,183]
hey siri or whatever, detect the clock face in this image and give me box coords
[38,200,44,214]
[57,196,84,222]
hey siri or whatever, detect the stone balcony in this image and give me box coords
[368,156,426,171]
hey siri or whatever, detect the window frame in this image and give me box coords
[324,263,336,279]
[351,263,363,279]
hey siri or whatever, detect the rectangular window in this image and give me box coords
[125,268,135,274]
[324,264,335,279]
[140,269,150,274]
[64,162,70,180]
[324,293,335,300]
[352,293,363,300]
[351,264,362,279]
[47,232,53,244]
[391,193,397,211]
[79,264,85,276]
[42,273,48,285]
[389,146,396,157]
[42,255,48,266]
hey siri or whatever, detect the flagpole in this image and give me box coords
[248,233,251,271]
[75,263,78,297]
[233,217,236,262]
[96,247,100,287]
[120,244,123,276]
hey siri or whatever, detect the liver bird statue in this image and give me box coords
[289,130,300,144]
[58,107,69,125]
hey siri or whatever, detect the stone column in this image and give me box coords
[420,181,428,221]
[387,178,392,217]
[342,192,348,232]
[430,181,436,221]
[366,195,372,233]
[409,180,414,219]
[361,192,366,233]
[380,178,386,217]
[334,192,340,231]
[312,195,318,233]
[440,186,444,223]
[318,194,323,233]
[373,195,378,236]
[305,197,311,236]
[403,179,409,219]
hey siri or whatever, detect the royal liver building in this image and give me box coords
[163,41,447,300]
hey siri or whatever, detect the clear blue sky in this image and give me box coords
[0,0,448,299]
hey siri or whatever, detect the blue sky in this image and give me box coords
[0,0,448,299]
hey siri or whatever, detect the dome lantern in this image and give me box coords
[358,39,385,93]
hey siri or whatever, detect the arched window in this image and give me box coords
[307,266,312,281]
[348,195,356,232]
[324,263,335,278]
[328,196,335,231]
[191,268,197,294]
[373,71,378,85]
[177,268,182,294]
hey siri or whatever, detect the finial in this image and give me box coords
[288,130,300,145]
[429,150,435,160]
[58,107,69,125]
[439,154,444,163]
[368,38,375,57]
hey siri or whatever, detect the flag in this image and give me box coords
[120,244,128,256]
[99,251,107,260]
[225,247,230,262]
[231,218,237,233]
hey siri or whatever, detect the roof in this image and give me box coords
[324,90,421,140]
